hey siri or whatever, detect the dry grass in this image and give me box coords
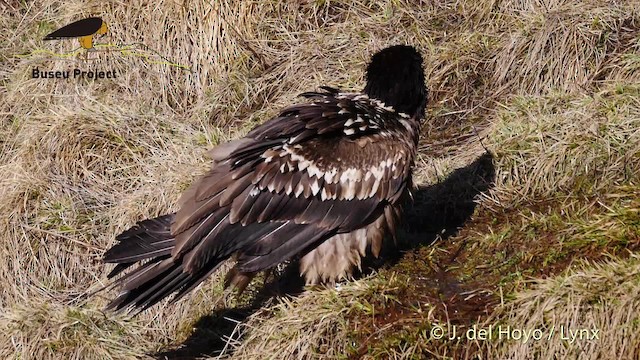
[488,87,640,205]
[232,279,383,360]
[481,254,640,359]
[1,0,640,359]
[2,301,155,359]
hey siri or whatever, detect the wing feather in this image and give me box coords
[237,225,329,272]
[220,173,253,206]
[104,88,419,311]
[173,208,228,257]
[104,215,174,263]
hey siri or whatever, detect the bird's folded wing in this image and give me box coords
[171,89,415,274]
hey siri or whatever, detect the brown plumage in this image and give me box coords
[101,45,428,312]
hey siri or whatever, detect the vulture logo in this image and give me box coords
[24,16,190,72]
[98,45,427,313]
[32,16,115,81]
[43,17,108,51]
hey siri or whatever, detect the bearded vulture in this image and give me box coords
[43,17,108,50]
[102,45,427,312]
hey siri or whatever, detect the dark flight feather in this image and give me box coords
[237,225,330,272]
[103,215,175,263]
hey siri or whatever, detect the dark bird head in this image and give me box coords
[97,20,108,36]
[364,45,427,120]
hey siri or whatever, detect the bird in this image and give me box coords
[101,45,427,313]
[43,17,108,50]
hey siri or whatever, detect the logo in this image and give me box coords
[43,17,108,51]
[24,16,190,81]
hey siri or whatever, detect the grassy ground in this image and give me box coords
[1,0,639,359]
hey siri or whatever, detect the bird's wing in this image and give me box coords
[43,17,103,39]
[172,88,417,274]
[102,88,417,310]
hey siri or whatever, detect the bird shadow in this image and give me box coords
[369,151,496,266]
[154,151,495,359]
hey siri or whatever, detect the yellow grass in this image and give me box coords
[1,0,639,358]
[481,255,640,360]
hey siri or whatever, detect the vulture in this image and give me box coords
[102,45,427,312]
[43,17,108,50]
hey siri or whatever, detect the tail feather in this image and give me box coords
[105,256,174,311]
[103,214,231,312]
[107,262,135,279]
[102,213,327,313]
[104,214,175,263]
[129,265,188,311]
[170,260,227,303]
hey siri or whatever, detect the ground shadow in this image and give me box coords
[154,263,306,359]
[361,151,495,271]
[404,151,495,242]
[155,151,495,359]
[154,307,250,360]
